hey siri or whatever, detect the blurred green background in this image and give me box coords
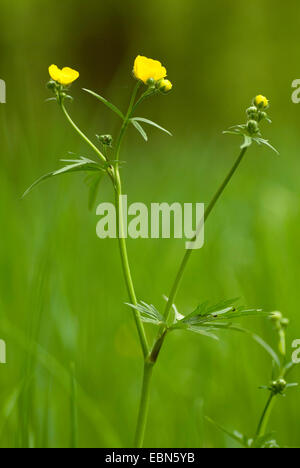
[0,0,300,448]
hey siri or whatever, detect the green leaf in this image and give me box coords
[83,88,125,120]
[185,327,219,341]
[241,135,253,149]
[228,327,281,367]
[253,137,279,155]
[131,117,172,136]
[22,157,103,198]
[251,433,280,449]
[182,298,240,322]
[126,301,165,326]
[85,173,104,211]
[131,119,148,141]
[206,417,248,447]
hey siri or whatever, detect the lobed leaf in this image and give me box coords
[126,301,165,326]
[131,117,172,136]
[130,119,148,141]
[83,88,125,120]
[22,157,103,198]
[85,173,104,211]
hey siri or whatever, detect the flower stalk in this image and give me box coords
[26,61,283,449]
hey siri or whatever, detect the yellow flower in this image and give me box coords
[254,95,269,109]
[48,65,79,86]
[133,55,167,84]
[159,79,173,93]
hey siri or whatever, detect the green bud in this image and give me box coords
[97,134,113,147]
[47,80,57,91]
[247,119,259,134]
[157,79,173,94]
[258,111,267,122]
[246,106,258,115]
[271,379,286,395]
[271,311,282,322]
[281,317,289,328]
[147,78,155,87]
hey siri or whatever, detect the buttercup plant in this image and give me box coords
[208,312,298,448]
[24,55,290,448]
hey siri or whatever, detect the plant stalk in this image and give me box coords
[60,102,107,164]
[114,170,149,358]
[256,393,276,437]
[134,362,154,448]
[163,147,247,322]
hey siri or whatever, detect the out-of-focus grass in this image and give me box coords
[1,0,300,447]
[0,93,299,447]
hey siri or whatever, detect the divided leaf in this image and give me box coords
[85,173,104,211]
[130,119,148,141]
[131,117,172,136]
[126,301,165,326]
[207,417,281,448]
[23,156,104,198]
[223,125,279,154]
[171,299,269,342]
[83,88,124,120]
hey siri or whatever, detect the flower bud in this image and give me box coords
[271,379,286,394]
[158,79,173,93]
[97,134,113,147]
[254,95,269,109]
[247,119,259,134]
[247,106,258,115]
[271,311,282,322]
[146,78,156,87]
[258,111,267,122]
[47,80,57,91]
[280,317,289,328]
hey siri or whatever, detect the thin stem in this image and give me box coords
[60,102,107,164]
[114,172,149,357]
[256,393,276,437]
[134,362,154,448]
[163,147,247,321]
[115,82,140,166]
[60,96,149,357]
[112,82,149,357]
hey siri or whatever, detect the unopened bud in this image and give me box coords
[247,119,259,134]
[254,95,269,109]
[271,379,286,395]
[146,78,156,87]
[158,79,173,93]
[271,311,283,322]
[258,111,267,122]
[247,106,258,115]
[47,80,57,91]
[97,134,113,147]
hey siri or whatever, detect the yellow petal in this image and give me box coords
[49,64,61,82]
[60,67,80,85]
[133,55,167,84]
[48,65,79,85]
[254,95,269,108]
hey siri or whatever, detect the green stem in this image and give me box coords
[115,82,140,166]
[256,393,276,437]
[60,96,149,357]
[114,171,149,358]
[112,83,149,358]
[134,362,154,448]
[60,102,107,164]
[163,147,247,321]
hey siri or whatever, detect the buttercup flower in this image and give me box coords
[48,65,79,86]
[158,79,173,93]
[254,95,269,109]
[133,55,167,84]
